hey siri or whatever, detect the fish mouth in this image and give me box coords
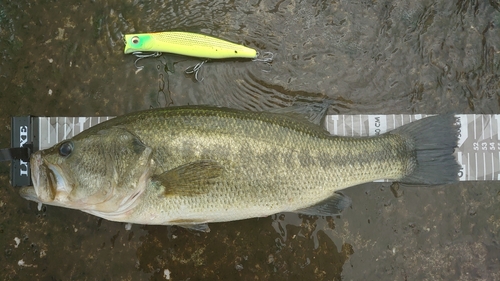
[18,186,39,202]
[21,152,71,204]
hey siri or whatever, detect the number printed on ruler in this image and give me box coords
[457,115,500,181]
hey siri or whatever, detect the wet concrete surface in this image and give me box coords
[1,0,500,280]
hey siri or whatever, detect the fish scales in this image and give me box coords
[79,107,412,222]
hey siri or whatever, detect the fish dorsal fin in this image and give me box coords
[295,192,352,216]
[154,160,225,196]
[265,102,331,126]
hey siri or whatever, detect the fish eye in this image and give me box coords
[131,36,140,44]
[59,141,74,157]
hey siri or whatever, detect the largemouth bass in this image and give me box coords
[20,106,459,232]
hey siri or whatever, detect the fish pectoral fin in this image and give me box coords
[295,192,352,216]
[154,160,225,196]
[177,223,211,233]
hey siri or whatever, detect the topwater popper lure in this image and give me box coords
[123,31,273,81]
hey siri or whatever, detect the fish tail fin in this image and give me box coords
[392,114,460,185]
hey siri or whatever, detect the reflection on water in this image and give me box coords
[135,214,352,280]
[272,213,339,250]
[0,0,499,280]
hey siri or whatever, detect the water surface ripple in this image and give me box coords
[0,0,499,280]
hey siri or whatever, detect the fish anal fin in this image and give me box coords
[295,192,352,216]
[154,160,224,196]
[172,220,211,233]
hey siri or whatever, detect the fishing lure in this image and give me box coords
[123,31,273,81]
[124,31,259,59]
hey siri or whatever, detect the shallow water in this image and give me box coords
[0,0,499,280]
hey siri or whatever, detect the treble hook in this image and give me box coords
[185,60,208,82]
[132,51,162,72]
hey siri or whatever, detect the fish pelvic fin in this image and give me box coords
[295,192,352,216]
[176,223,211,233]
[391,113,460,185]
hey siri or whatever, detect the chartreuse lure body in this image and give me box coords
[124,31,258,59]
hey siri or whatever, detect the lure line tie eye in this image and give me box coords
[120,34,127,46]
